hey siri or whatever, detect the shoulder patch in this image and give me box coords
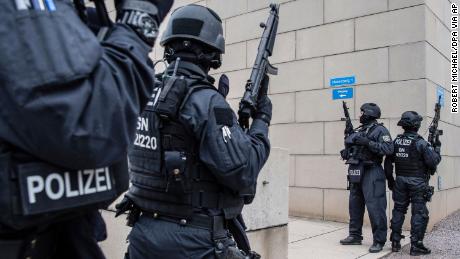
[382,135,392,142]
[214,108,234,126]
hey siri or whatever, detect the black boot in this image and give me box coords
[410,241,431,256]
[391,240,401,252]
[390,232,403,252]
[369,242,384,253]
[340,236,362,245]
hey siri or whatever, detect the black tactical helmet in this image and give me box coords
[397,111,423,129]
[160,4,225,53]
[360,103,381,119]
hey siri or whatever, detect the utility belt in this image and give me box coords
[143,211,227,235]
[117,196,260,259]
[346,150,381,166]
[143,211,261,259]
[0,151,128,231]
[395,171,429,179]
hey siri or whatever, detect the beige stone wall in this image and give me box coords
[123,0,458,227]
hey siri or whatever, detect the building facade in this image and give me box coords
[109,0,459,228]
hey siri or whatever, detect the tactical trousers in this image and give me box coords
[348,164,388,244]
[127,214,244,259]
[390,176,429,243]
[0,210,106,259]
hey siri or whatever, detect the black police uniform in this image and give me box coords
[387,132,441,245]
[125,59,270,259]
[0,0,172,258]
[342,121,394,246]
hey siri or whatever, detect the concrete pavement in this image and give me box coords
[288,217,410,259]
[101,211,414,259]
[384,209,460,259]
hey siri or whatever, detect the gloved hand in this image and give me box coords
[340,149,349,160]
[435,146,441,154]
[254,75,272,125]
[115,195,141,227]
[116,0,174,46]
[354,135,370,146]
[115,195,138,217]
[116,0,173,22]
[435,139,442,153]
[388,178,395,191]
[218,74,229,98]
[147,0,174,22]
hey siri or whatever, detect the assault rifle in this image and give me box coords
[341,101,354,190]
[238,4,280,130]
[341,101,354,137]
[427,96,443,174]
[428,96,443,148]
[74,0,112,40]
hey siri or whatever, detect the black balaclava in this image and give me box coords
[360,114,375,124]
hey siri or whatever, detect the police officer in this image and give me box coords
[340,103,394,253]
[115,4,271,259]
[385,111,441,256]
[0,0,173,258]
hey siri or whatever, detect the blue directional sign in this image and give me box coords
[333,88,353,100]
[330,76,356,87]
[437,86,445,107]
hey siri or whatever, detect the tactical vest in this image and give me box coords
[0,143,128,232]
[127,74,245,220]
[345,123,382,165]
[394,134,427,178]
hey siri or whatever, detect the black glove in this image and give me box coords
[115,196,141,227]
[254,75,272,125]
[116,0,173,22]
[388,178,395,191]
[147,0,174,22]
[218,74,229,98]
[116,0,174,46]
[115,196,135,217]
[435,139,442,153]
[435,146,441,154]
[354,136,370,146]
[340,149,349,160]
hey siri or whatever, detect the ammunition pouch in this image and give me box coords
[344,126,381,165]
[347,163,363,184]
[155,76,188,120]
[423,186,434,202]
